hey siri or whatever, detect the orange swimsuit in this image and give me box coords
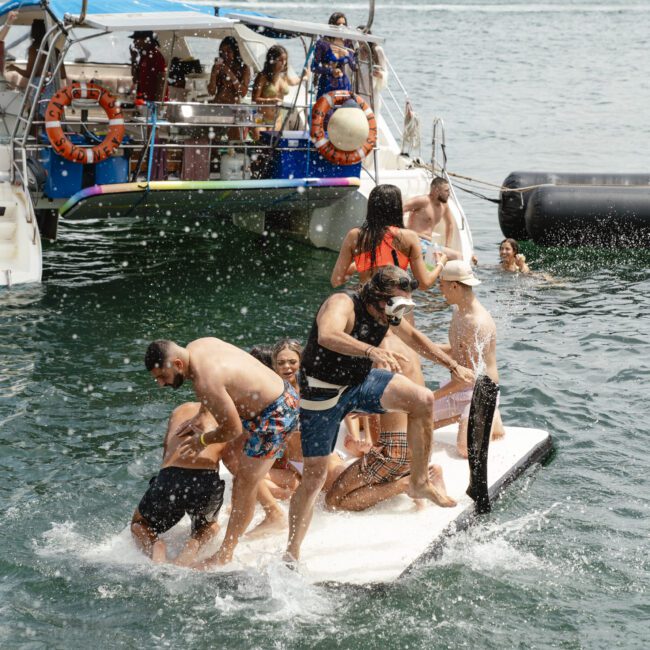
[354,226,410,273]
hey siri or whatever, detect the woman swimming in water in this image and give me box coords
[499,238,530,274]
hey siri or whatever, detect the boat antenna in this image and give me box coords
[361,0,375,32]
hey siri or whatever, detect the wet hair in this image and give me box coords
[500,238,520,256]
[271,339,303,368]
[31,20,46,47]
[250,344,274,369]
[430,176,449,190]
[328,12,348,26]
[261,45,288,82]
[357,184,405,269]
[219,36,246,75]
[144,340,174,371]
[360,265,411,307]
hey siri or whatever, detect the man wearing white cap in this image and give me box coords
[435,260,505,457]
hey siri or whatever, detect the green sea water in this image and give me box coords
[2,1,650,648]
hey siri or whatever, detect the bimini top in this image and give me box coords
[0,0,383,43]
[226,12,384,44]
[0,0,218,30]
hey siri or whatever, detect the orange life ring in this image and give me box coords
[310,91,377,166]
[45,82,125,164]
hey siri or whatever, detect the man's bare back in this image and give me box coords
[162,402,226,470]
[448,303,499,385]
[186,338,284,422]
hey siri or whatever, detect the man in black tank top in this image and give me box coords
[285,266,475,565]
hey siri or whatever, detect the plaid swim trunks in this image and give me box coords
[360,431,411,484]
[242,382,300,460]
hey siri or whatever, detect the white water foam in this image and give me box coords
[434,503,561,573]
[34,519,333,624]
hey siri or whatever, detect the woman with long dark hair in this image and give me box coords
[499,238,530,273]
[311,12,357,99]
[330,184,447,288]
[252,45,302,133]
[208,36,250,104]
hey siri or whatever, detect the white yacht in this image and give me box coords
[0,0,473,286]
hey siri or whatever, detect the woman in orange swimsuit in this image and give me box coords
[330,184,447,288]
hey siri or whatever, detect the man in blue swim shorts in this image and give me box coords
[145,337,299,565]
[285,266,475,564]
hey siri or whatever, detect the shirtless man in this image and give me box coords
[434,260,505,457]
[131,402,226,566]
[285,266,475,564]
[403,177,462,263]
[144,338,299,565]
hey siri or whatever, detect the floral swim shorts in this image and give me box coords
[242,382,300,460]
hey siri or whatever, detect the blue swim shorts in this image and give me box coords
[242,382,300,460]
[300,369,394,458]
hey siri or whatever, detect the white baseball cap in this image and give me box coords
[440,260,481,286]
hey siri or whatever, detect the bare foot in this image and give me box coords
[151,540,167,564]
[198,546,233,568]
[411,466,444,510]
[456,443,468,459]
[173,538,203,567]
[491,428,505,441]
[282,551,299,570]
[408,467,457,507]
[246,512,287,539]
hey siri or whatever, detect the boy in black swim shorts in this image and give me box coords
[131,402,228,565]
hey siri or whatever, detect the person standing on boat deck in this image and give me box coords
[144,338,299,565]
[311,12,357,99]
[131,402,226,566]
[0,11,18,76]
[129,31,167,180]
[434,260,505,457]
[404,177,464,264]
[330,184,447,289]
[285,266,475,564]
[6,19,67,121]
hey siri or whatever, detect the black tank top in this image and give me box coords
[301,292,389,386]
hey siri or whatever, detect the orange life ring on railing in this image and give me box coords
[310,91,377,166]
[45,82,125,164]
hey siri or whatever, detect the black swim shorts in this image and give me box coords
[137,467,225,535]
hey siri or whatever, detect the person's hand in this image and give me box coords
[344,432,372,456]
[5,63,17,73]
[434,251,448,267]
[6,10,18,25]
[178,432,205,459]
[333,68,343,78]
[451,364,474,384]
[367,346,407,373]
[471,254,479,266]
[515,253,526,267]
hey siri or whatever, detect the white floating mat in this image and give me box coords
[230,425,552,585]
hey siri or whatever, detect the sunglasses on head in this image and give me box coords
[396,277,419,292]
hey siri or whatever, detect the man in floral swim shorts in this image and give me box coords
[145,337,299,565]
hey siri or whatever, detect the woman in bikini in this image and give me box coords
[251,45,302,134]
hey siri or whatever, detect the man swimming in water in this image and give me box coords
[403,177,462,263]
[434,260,505,457]
[144,338,299,565]
[285,266,475,564]
[131,402,226,565]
